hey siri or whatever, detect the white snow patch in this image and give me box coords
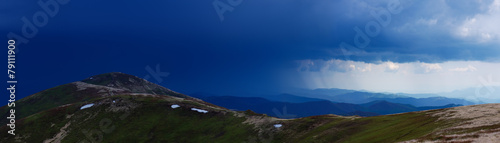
[274,124,282,128]
[80,103,94,110]
[171,104,180,109]
[191,108,208,113]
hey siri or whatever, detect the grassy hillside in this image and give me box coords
[1,95,271,142]
[273,111,448,142]
[4,92,499,142]
[2,73,500,142]
[0,72,190,125]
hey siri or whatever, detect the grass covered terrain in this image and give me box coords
[271,111,448,142]
[0,72,188,126]
[0,83,92,125]
[0,93,473,143]
[2,73,498,142]
[1,95,260,142]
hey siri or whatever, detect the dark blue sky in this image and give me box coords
[3,0,500,102]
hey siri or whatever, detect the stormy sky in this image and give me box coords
[2,0,500,100]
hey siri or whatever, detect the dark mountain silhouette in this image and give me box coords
[286,90,476,106]
[191,94,461,118]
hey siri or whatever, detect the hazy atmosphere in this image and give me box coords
[3,0,500,102]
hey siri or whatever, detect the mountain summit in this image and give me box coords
[0,72,190,125]
[81,72,188,98]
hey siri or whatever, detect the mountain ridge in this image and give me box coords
[0,72,192,125]
[2,72,500,142]
[191,94,462,118]
[284,88,477,106]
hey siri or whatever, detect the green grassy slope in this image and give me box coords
[0,83,96,125]
[0,92,478,143]
[1,95,266,142]
[0,72,189,125]
[2,72,498,142]
[272,111,449,143]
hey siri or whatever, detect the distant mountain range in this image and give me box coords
[280,88,478,106]
[189,93,462,118]
[437,87,500,103]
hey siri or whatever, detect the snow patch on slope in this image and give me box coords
[191,108,208,113]
[80,104,94,110]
